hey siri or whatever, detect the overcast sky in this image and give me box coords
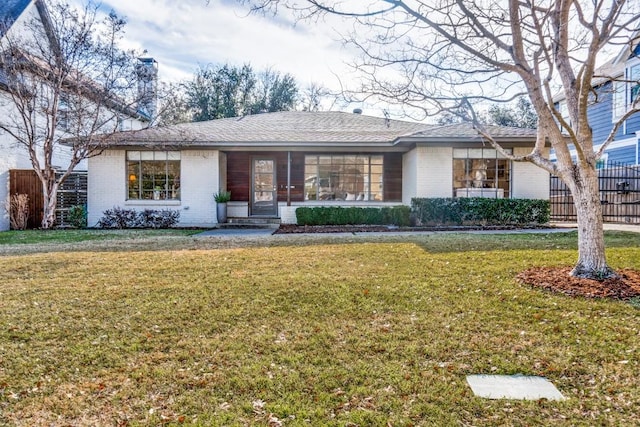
[96,0,357,102]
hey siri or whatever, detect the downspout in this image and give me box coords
[287,151,291,206]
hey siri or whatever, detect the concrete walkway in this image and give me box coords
[552,222,640,233]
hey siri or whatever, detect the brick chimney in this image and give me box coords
[135,54,158,120]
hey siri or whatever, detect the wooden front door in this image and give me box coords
[251,158,277,216]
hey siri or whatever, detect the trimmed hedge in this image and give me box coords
[411,197,550,226]
[296,206,411,226]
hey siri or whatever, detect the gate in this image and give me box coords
[550,161,640,223]
[9,169,87,229]
[9,170,44,229]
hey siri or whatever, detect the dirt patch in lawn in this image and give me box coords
[517,267,640,300]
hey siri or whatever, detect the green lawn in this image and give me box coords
[0,231,639,425]
[0,229,199,245]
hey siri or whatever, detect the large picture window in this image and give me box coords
[127,151,180,200]
[453,148,511,198]
[304,155,384,201]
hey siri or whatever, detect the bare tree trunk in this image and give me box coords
[41,177,59,230]
[569,166,616,279]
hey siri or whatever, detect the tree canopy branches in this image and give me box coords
[237,0,640,278]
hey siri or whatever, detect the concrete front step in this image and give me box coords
[219,217,281,229]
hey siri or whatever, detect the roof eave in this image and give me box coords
[395,135,541,147]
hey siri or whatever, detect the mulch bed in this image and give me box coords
[517,267,640,300]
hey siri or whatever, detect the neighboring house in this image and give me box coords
[87,110,549,227]
[0,0,150,230]
[555,39,640,166]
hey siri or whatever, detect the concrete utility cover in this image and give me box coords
[466,375,565,400]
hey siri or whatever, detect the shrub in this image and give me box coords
[138,209,181,229]
[295,206,410,226]
[67,204,88,228]
[411,197,550,226]
[97,207,180,229]
[7,194,29,230]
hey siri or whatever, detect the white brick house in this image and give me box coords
[88,111,549,227]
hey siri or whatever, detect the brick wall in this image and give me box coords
[511,147,550,199]
[88,149,220,227]
[413,146,454,199]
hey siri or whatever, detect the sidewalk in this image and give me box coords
[196,223,640,238]
[552,222,640,233]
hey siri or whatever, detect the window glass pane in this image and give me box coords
[630,64,640,104]
[466,149,484,158]
[303,154,384,202]
[453,151,510,198]
[127,161,140,199]
[370,164,382,175]
[344,155,357,165]
[613,80,626,119]
[167,161,180,200]
[370,155,383,165]
[127,151,180,200]
[167,151,180,161]
[304,169,318,200]
[482,149,497,158]
[453,148,467,158]
[370,172,383,201]
[452,159,469,189]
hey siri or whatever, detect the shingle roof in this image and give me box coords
[106,111,435,145]
[0,0,31,37]
[100,111,541,148]
[409,123,538,140]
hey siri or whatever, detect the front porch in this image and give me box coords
[221,150,404,223]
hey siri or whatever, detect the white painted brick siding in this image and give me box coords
[408,145,453,201]
[88,149,220,227]
[179,150,219,226]
[86,145,550,229]
[402,149,418,205]
[512,147,550,199]
[88,150,126,227]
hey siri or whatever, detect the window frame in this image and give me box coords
[126,151,181,201]
[612,79,626,121]
[612,59,640,122]
[304,154,384,202]
[629,62,640,109]
[452,148,512,198]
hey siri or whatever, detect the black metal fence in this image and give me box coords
[550,161,640,223]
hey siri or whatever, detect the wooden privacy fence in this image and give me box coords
[9,170,44,229]
[550,162,640,224]
[9,169,87,229]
